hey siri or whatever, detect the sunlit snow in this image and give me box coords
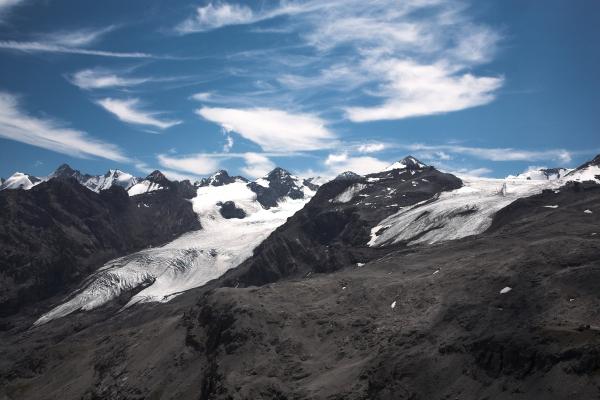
[499,286,512,294]
[35,180,310,325]
[368,176,563,247]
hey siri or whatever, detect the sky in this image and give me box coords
[0,0,599,181]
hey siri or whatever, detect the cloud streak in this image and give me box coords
[69,68,149,89]
[98,98,181,130]
[404,143,572,163]
[0,92,128,162]
[157,153,221,176]
[0,40,154,58]
[197,107,337,152]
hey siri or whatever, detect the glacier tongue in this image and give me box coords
[36,181,310,325]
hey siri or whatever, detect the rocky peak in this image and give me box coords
[146,170,169,185]
[247,167,305,209]
[385,156,428,171]
[335,171,362,181]
[53,163,77,177]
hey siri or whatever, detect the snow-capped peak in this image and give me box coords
[384,156,428,171]
[87,169,139,192]
[507,167,571,181]
[199,170,247,187]
[564,153,600,183]
[0,172,42,190]
[127,170,168,196]
[335,171,362,181]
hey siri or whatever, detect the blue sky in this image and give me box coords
[0,0,599,181]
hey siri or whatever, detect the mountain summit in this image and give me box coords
[384,155,428,171]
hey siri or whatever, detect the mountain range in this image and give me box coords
[1,154,599,399]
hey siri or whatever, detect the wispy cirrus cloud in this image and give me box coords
[344,60,503,122]
[0,0,24,21]
[176,3,255,33]
[0,40,153,58]
[98,98,181,130]
[403,143,572,163]
[0,26,154,58]
[157,153,221,176]
[0,92,128,162]
[42,26,116,47]
[197,107,337,152]
[69,68,149,90]
[179,0,504,124]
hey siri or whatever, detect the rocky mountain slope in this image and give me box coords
[1,155,600,399]
[34,167,318,325]
[0,173,200,317]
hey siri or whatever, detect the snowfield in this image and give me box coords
[35,181,310,325]
[368,175,564,247]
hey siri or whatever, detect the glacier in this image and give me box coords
[35,180,311,325]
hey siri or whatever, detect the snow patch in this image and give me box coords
[127,180,163,196]
[499,286,512,294]
[333,183,367,203]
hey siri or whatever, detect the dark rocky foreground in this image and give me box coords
[1,177,599,399]
[0,177,200,317]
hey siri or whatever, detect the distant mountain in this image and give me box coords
[384,155,428,171]
[48,163,140,192]
[248,167,313,208]
[198,170,248,187]
[565,154,600,182]
[0,164,141,194]
[127,170,168,196]
[0,172,42,190]
[507,167,571,180]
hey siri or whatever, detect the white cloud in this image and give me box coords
[98,98,181,130]
[0,26,153,58]
[43,26,115,47]
[181,1,504,122]
[241,152,275,178]
[161,169,203,182]
[405,143,572,163]
[157,153,221,176]
[345,60,503,122]
[357,142,386,153]
[0,40,153,58]
[222,130,234,152]
[175,1,316,33]
[0,0,24,20]
[69,69,148,89]
[191,92,214,102]
[197,107,336,152]
[324,152,389,176]
[0,92,128,162]
[176,3,255,33]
